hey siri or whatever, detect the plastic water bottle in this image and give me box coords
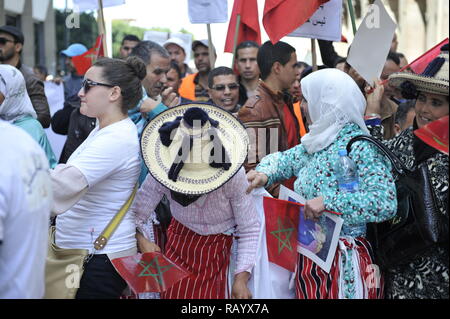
[335,149,359,193]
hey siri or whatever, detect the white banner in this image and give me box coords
[188,0,228,24]
[32,0,51,22]
[72,0,125,12]
[143,31,169,46]
[288,0,342,42]
[346,0,397,85]
[43,82,66,161]
[4,0,25,14]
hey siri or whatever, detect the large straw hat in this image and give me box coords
[141,104,249,195]
[389,44,449,97]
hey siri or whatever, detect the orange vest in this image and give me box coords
[293,102,307,137]
[179,73,198,101]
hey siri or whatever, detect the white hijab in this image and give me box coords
[0,64,37,123]
[300,68,369,154]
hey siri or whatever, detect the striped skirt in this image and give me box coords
[295,236,384,299]
[161,218,233,299]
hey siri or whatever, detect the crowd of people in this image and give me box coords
[0,23,448,300]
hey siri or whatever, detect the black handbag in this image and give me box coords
[346,135,448,269]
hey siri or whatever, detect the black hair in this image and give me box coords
[295,61,310,69]
[121,34,140,45]
[300,65,329,79]
[208,67,236,88]
[34,65,48,77]
[395,100,415,126]
[235,41,260,60]
[93,56,147,113]
[387,51,401,66]
[169,60,182,80]
[257,41,296,81]
[130,40,169,66]
[397,52,405,59]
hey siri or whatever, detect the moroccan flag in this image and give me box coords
[406,38,449,74]
[263,0,330,44]
[264,197,300,272]
[224,0,261,53]
[111,252,191,294]
[414,115,449,156]
[72,35,104,76]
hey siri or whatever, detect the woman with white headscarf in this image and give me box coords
[0,64,56,168]
[247,69,397,299]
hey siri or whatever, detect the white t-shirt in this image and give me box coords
[56,117,140,254]
[0,121,52,299]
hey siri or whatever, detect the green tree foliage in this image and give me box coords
[55,9,99,54]
[111,20,147,58]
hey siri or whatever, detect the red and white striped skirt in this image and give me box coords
[295,236,384,299]
[161,218,233,299]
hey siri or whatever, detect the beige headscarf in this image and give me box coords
[0,64,37,123]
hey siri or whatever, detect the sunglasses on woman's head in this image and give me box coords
[82,79,115,94]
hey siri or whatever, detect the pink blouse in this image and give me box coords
[132,167,260,275]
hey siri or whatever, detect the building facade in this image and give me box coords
[0,0,57,74]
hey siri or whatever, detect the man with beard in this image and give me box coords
[0,25,51,128]
[179,40,216,102]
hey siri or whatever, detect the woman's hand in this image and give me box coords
[246,170,268,194]
[231,272,252,299]
[136,232,161,253]
[365,80,384,116]
[304,196,325,222]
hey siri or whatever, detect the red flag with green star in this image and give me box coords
[72,35,104,76]
[111,252,191,293]
[264,196,300,272]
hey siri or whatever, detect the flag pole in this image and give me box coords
[97,0,108,57]
[206,23,216,69]
[231,14,241,68]
[311,39,318,71]
[347,0,357,35]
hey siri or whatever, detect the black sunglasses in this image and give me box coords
[0,37,15,45]
[82,79,115,93]
[211,83,239,91]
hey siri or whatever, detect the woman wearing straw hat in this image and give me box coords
[132,104,260,299]
[365,44,449,299]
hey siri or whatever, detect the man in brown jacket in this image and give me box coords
[0,25,50,128]
[238,41,300,196]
